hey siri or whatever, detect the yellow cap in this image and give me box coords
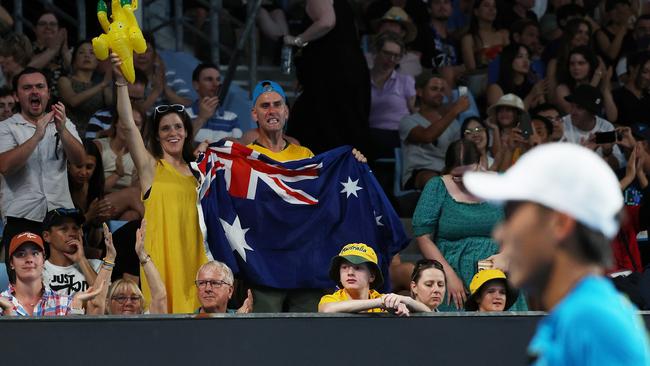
[469,269,507,296]
[465,269,518,311]
[329,243,384,289]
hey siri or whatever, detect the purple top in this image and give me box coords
[369,71,416,131]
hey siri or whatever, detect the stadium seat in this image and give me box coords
[0,263,8,291]
[393,148,421,217]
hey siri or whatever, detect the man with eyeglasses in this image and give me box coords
[530,103,564,142]
[195,261,253,314]
[85,69,148,139]
[464,143,650,365]
[41,209,101,297]
[0,67,84,271]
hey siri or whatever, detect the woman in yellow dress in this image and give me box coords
[112,53,207,313]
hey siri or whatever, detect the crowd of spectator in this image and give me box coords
[0,0,649,317]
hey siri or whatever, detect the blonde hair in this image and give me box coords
[196,260,234,285]
[106,278,145,314]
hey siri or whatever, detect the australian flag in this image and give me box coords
[194,141,409,291]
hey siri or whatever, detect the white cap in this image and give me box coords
[463,143,623,238]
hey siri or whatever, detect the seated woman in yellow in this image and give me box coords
[319,243,430,316]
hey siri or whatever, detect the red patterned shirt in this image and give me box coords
[1,283,72,316]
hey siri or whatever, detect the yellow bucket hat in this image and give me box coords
[465,269,519,311]
[328,243,384,289]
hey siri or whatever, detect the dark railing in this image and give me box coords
[2,312,650,365]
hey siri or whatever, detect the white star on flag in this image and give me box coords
[374,210,384,226]
[219,216,254,261]
[340,177,363,198]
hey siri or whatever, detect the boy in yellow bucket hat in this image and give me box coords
[464,269,519,312]
[318,243,430,316]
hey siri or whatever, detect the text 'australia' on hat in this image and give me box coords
[251,80,287,106]
[328,243,384,289]
[463,143,623,238]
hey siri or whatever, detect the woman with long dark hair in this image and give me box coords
[113,53,207,314]
[460,0,509,72]
[555,46,617,121]
[486,43,546,109]
[57,40,111,137]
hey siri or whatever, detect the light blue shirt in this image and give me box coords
[528,276,650,366]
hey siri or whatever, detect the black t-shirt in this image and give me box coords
[495,4,537,31]
[412,23,461,69]
[612,86,650,126]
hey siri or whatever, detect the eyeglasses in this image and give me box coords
[37,21,58,28]
[411,259,445,281]
[111,295,142,304]
[195,279,231,289]
[464,127,486,135]
[380,50,403,61]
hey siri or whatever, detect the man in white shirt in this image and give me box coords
[0,67,84,265]
[561,84,625,169]
[41,208,101,296]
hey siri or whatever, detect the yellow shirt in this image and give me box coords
[248,141,314,162]
[319,289,386,313]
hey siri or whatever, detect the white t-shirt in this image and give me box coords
[42,260,102,297]
[561,115,626,167]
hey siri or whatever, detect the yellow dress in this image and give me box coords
[141,160,208,313]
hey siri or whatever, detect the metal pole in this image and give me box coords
[249,0,257,97]
[14,0,22,33]
[175,0,184,51]
[219,0,263,101]
[209,0,221,65]
[77,0,86,40]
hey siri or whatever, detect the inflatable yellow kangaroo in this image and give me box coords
[92,0,146,83]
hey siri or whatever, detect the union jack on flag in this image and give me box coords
[194,141,408,290]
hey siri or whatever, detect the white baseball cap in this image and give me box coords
[463,143,623,238]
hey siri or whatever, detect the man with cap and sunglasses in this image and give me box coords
[560,84,625,169]
[0,67,84,270]
[319,243,429,315]
[464,143,650,365]
[0,231,103,316]
[41,208,101,297]
[243,80,366,313]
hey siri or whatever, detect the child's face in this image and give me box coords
[339,260,374,291]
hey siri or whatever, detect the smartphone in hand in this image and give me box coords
[594,131,617,144]
[518,112,534,140]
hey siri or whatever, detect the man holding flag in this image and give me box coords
[195,80,406,313]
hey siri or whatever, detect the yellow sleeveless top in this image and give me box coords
[141,159,208,313]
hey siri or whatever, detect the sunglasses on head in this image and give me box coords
[411,259,445,281]
[153,104,186,118]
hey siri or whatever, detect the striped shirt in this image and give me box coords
[1,283,72,316]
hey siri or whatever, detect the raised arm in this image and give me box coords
[52,102,85,165]
[112,53,156,192]
[0,111,52,175]
[135,219,167,314]
[286,0,335,45]
[406,97,470,144]
[85,223,117,315]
